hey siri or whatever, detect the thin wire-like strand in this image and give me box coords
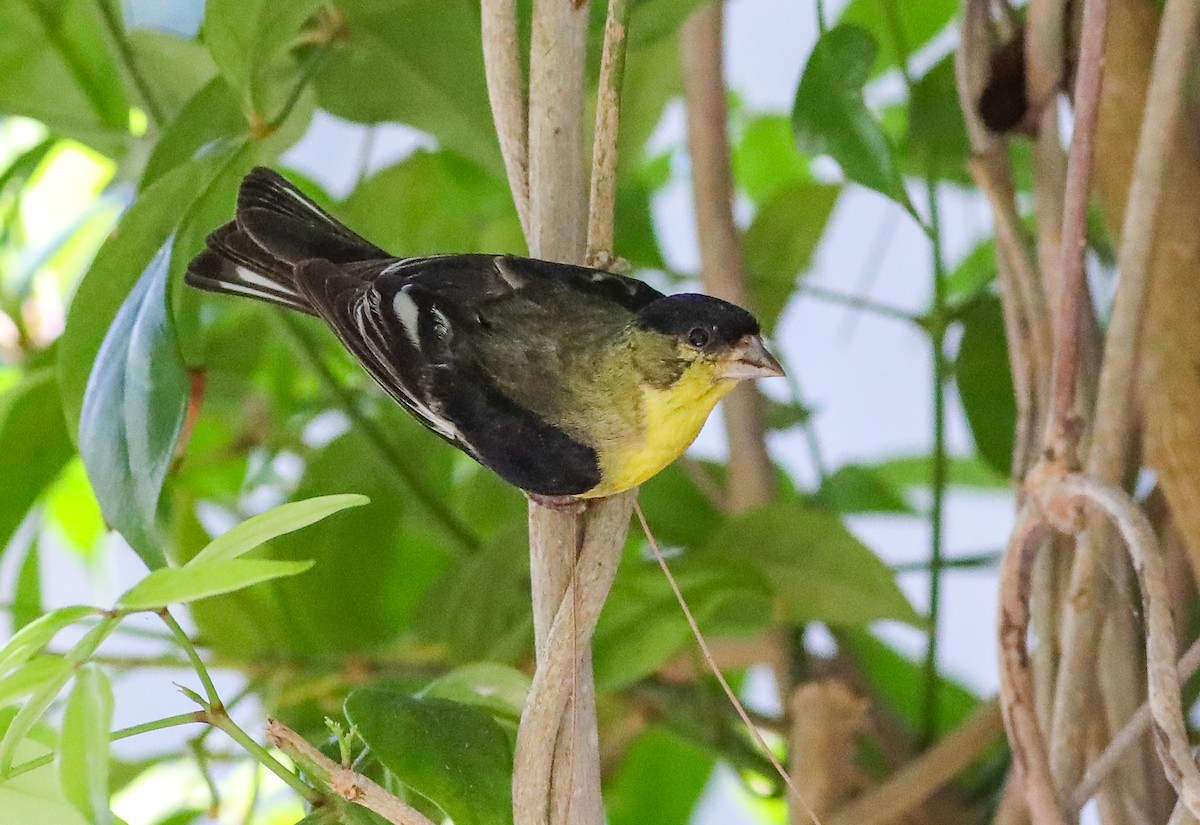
[633,501,825,825]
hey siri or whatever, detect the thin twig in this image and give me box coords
[267,719,437,825]
[826,699,1005,825]
[1043,0,1109,458]
[481,0,531,238]
[586,0,632,265]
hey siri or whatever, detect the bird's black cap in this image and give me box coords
[636,293,760,351]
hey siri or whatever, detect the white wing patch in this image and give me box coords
[392,286,422,347]
[235,265,296,296]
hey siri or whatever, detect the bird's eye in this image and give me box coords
[687,327,710,348]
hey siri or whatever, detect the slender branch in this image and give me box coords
[206,708,320,804]
[1043,0,1109,459]
[279,313,478,552]
[681,1,774,513]
[796,284,919,323]
[1072,637,1200,809]
[586,0,632,265]
[481,0,531,238]
[826,700,1005,825]
[160,609,220,708]
[267,719,437,825]
[4,712,205,782]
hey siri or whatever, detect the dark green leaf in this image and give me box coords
[733,114,813,204]
[0,0,130,151]
[702,500,922,626]
[943,236,998,305]
[764,398,811,431]
[607,728,711,825]
[629,462,722,548]
[743,181,840,330]
[793,25,913,213]
[905,55,970,183]
[346,688,513,825]
[954,296,1016,477]
[624,0,710,48]
[57,664,113,825]
[59,149,233,434]
[315,0,502,174]
[838,0,957,76]
[340,151,520,256]
[594,554,772,690]
[189,494,368,565]
[0,606,97,677]
[78,245,187,569]
[117,558,315,609]
[204,0,321,119]
[613,33,681,180]
[0,369,73,559]
[818,464,913,513]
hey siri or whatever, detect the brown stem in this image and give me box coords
[825,700,1005,825]
[1049,0,1200,795]
[481,0,530,238]
[681,1,774,513]
[266,720,436,825]
[1043,0,1108,459]
[586,0,631,266]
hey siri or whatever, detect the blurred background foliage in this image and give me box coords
[0,0,1032,823]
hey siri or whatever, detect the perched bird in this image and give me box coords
[186,168,784,506]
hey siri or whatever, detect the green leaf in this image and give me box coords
[905,54,970,183]
[793,25,913,214]
[743,181,840,330]
[204,0,321,118]
[0,606,97,678]
[339,151,520,257]
[13,540,41,631]
[140,77,245,189]
[837,0,957,76]
[57,664,113,825]
[315,0,501,174]
[702,500,922,626]
[117,559,315,610]
[0,370,74,559]
[0,657,69,708]
[594,555,772,690]
[421,664,530,727]
[78,245,187,569]
[0,710,88,825]
[59,150,233,434]
[636,462,723,548]
[954,296,1016,477]
[0,0,130,151]
[125,29,218,122]
[345,688,513,825]
[765,398,811,431]
[818,464,912,514]
[607,728,711,825]
[733,114,813,204]
[189,494,368,566]
[871,453,1008,490]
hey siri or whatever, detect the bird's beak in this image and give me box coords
[718,335,786,380]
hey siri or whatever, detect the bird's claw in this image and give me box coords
[586,251,633,275]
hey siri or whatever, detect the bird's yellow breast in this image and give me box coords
[581,363,736,498]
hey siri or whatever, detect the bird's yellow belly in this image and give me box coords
[580,373,735,498]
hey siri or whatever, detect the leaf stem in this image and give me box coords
[279,313,479,552]
[97,0,165,130]
[159,609,221,708]
[4,712,205,782]
[206,709,322,805]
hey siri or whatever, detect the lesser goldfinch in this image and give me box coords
[186,168,784,506]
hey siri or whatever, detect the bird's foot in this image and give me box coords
[526,493,588,514]
[586,250,633,275]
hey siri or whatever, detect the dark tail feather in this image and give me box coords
[185,167,388,313]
